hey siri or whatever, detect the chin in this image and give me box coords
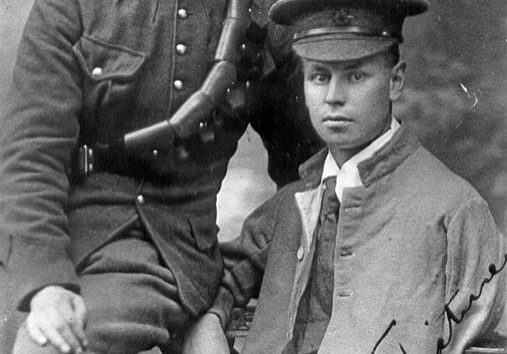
[321,132,353,147]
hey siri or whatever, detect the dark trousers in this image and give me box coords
[12,218,190,354]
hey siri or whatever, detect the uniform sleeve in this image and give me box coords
[0,0,83,310]
[442,197,506,353]
[207,190,285,328]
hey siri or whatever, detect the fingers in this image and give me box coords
[71,296,89,348]
[27,310,69,353]
[28,288,88,354]
[27,306,85,354]
[25,317,48,347]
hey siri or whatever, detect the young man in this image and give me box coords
[184,0,506,353]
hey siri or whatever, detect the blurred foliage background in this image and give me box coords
[1,0,506,236]
[397,0,507,232]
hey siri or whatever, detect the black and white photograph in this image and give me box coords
[0,0,506,353]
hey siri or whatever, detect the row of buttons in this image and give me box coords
[173,8,189,91]
[337,245,354,297]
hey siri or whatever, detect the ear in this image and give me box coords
[389,61,406,102]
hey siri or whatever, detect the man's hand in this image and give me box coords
[27,286,88,354]
[182,313,230,354]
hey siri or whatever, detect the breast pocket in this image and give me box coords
[73,35,146,142]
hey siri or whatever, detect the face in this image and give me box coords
[302,51,405,164]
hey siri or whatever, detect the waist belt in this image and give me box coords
[69,144,153,182]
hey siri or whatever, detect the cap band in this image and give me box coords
[294,26,396,41]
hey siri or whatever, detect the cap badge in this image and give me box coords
[332,9,355,26]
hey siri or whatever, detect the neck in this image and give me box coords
[330,114,392,167]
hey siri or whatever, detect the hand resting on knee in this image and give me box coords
[27,286,89,354]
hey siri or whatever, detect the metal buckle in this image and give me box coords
[78,144,94,178]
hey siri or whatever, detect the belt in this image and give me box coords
[68,144,153,183]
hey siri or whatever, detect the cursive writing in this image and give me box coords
[371,319,397,354]
[436,253,507,353]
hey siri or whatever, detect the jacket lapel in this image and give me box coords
[295,187,323,252]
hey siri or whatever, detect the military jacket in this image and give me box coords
[0,0,321,317]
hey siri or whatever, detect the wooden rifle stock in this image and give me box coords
[121,0,251,155]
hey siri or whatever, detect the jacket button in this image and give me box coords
[91,67,103,77]
[136,195,145,204]
[176,43,187,55]
[296,247,304,260]
[177,8,188,19]
[340,249,355,258]
[173,80,183,90]
[338,289,353,298]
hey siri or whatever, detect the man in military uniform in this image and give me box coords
[0,0,322,353]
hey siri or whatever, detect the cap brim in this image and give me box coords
[269,0,429,25]
[293,36,397,61]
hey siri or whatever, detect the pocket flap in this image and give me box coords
[73,34,146,81]
[188,215,219,252]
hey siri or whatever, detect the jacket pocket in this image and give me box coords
[73,34,146,81]
[72,35,146,142]
[187,214,219,252]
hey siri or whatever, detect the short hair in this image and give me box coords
[384,43,400,68]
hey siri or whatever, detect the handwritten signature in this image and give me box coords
[369,253,507,354]
[436,253,507,353]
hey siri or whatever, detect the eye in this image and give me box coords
[346,71,367,83]
[309,72,330,85]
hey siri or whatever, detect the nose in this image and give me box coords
[324,76,346,106]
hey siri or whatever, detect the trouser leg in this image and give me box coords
[13,221,191,354]
[80,270,189,354]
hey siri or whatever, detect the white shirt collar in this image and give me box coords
[321,118,400,202]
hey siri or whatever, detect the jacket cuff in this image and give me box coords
[6,237,80,312]
[207,286,234,330]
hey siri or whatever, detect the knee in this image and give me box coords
[0,309,25,354]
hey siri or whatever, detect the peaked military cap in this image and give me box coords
[268,0,429,61]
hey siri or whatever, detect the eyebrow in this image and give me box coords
[305,59,364,71]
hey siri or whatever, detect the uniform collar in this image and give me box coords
[298,121,420,190]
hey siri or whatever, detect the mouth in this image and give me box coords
[323,115,352,122]
[322,115,353,127]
